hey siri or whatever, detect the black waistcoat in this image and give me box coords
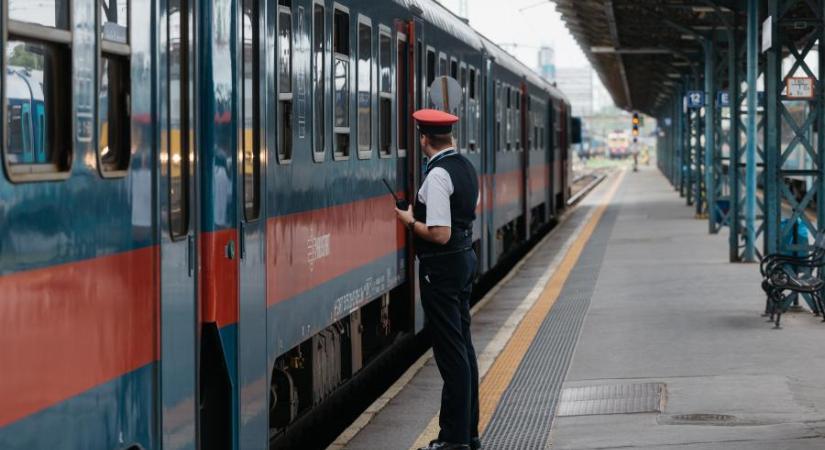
[413,151,479,256]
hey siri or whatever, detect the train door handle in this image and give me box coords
[225,240,236,260]
[239,222,247,259]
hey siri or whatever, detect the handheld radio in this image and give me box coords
[382,178,409,210]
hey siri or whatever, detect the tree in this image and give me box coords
[8,44,42,70]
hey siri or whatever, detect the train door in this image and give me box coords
[483,60,496,270]
[237,0,268,446]
[396,18,421,332]
[478,57,491,273]
[520,83,529,240]
[159,0,199,447]
[560,103,569,204]
[412,16,426,332]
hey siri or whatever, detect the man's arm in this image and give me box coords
[396,206,451,244]
[395,167,453,245]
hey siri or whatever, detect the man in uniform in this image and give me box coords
[395,109,481,450]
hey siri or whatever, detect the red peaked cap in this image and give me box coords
[413,109,459,135]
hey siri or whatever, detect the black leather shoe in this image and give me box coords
[417,440,470,450]
[470,437,482,450]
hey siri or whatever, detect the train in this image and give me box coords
[607,131,630,159]
[0,0,576,449]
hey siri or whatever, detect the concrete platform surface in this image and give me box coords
[550,167,825,449]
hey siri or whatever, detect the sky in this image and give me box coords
[437,0,589,70]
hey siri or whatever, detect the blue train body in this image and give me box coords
[0,0,573,448]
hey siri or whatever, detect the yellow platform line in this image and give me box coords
[411,170,625,449]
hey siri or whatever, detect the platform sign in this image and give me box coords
[785,77,815,99]
[716,90,730,107]
[686,90,705,109]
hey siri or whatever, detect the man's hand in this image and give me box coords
[395,205,414,227]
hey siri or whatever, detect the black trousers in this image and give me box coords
[419,249,479,444]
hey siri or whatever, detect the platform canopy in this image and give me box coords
[555,0,743,114]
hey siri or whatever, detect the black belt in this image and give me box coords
[417,246,473,260]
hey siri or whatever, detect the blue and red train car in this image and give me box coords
[0,0,573,448]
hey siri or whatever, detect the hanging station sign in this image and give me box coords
[686,90,705,109]
[717,90,730,107]
[785,77,815,99]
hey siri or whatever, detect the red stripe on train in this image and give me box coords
[493,169,525,207]
[200,229,239,326]
[0,248,157,427]
[266,193,407,306]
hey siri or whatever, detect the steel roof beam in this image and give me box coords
[605,0,633,109]
[591,47,688,54]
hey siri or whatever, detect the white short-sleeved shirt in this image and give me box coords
[418,148,456,227]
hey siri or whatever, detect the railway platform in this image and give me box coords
[330,165,825,450]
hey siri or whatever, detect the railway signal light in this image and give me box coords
[632,112,640,142]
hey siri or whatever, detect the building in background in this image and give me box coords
[538,46,556,81]
[554,66,594,117]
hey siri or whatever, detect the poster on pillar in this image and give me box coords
[785,77,815,100]
[686,90,704,109]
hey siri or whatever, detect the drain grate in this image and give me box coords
[665,413,737,425]
[556,382,666,417]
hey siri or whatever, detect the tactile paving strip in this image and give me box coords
[481,203,620,450]
[556,382,666,417]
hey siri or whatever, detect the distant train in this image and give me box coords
[607,131,630,159]
[0,0,575,449]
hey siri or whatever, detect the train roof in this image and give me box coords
[397,0,570,106]
[477,34,569,104]
[397,0,483,50]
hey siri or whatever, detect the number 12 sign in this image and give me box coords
[686,90,705,109]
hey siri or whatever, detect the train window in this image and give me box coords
[278,3,293,163]
[438,53,447,76]
[504,86,513,150]
[357,18,372,158]
[514,91,521,151]
[378,26,392,157]
[242,0,261,218]
[468,67,477,152]
[459,64,466,153]
[426,48,435,89]
[494,82,501,152]
[309,8,326,158]
[526,97,532,151]
[312,3,325,161]
[333,6,350,158]
[450,58,458,79]
[98,0,132,177]
[98,55,130,175]
[3,1,72,181]
[396,32,408,158]
[167,0,191,237]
